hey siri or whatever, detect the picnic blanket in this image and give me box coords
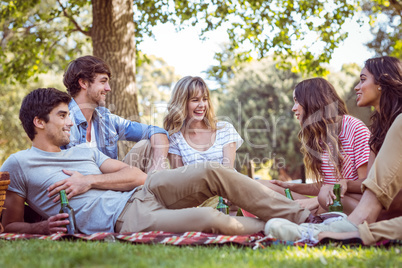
[1,231,401,248]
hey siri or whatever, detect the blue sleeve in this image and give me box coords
[111,114,168,141]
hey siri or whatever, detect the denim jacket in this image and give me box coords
[62,99,168,159]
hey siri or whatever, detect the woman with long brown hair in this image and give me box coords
[261,77,371,215]
[265,56,402,244]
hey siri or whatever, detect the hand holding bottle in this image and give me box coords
[59,190,77,234]
[42,213,71,234]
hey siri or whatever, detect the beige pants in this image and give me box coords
[359,114,402,244]
[115,163,310,235]
[123,140,153,173]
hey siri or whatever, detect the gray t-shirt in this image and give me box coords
[0,146,136,234]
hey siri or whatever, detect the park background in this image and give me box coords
[1,0,401,182]
[2,2,402,267]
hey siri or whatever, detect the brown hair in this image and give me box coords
[364,56,402,154]
[294,78,348,183]
[63,55,111,97]
[20,88,71,141]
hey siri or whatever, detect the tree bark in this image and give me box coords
[92,0,139,159]
[91,0,139,121]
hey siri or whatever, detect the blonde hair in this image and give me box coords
[163,76,217,135]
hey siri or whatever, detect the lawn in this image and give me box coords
[1,240,402,267]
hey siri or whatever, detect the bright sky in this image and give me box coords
[139,15,375,85]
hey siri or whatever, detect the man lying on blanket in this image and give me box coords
[0,88,339,235]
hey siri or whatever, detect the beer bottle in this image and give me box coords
[59,190,77,234]
[216,196,229,214]
[328,184,343,212]
[236,208,244,216]
[284,188,294,200]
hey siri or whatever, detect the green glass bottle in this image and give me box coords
[236,208,244,216]
[284,188,294,200]
[59,190,77,234]
[328,184,343,212]
[216,196,229,214]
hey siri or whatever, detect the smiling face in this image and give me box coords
[186,89,209,124]
[86,73,111,107]
[43,103,73,148]
[354,67,382,111]
[292,89,304,125]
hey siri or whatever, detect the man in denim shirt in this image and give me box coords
[61,56,169,172]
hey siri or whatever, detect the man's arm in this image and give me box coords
[168,153,184,169]
[149,133,169,171]
[94,158,147,189]
[48,159,147,201]
[2,191,69,234]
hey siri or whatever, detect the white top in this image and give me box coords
[168,121,243,165]
[86,121,97,148]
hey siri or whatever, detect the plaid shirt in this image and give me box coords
[62,99,168,159]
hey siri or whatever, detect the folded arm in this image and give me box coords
[149,133,169,171]
[48,159,147,201]
[2,191,69,234]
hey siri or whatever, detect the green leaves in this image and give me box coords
[0,0,91,85]
[1,0,361,85]
[198,0,357,76]
[362,0,402,58]
[217,58,303,178]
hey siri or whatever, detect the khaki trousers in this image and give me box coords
[359,114,402,244]
[123,140,153,173]
[115,163,310,235]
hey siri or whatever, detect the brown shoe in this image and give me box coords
[305,212,347,224]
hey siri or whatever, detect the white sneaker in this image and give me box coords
[265,213,357,242]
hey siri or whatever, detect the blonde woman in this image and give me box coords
[164,76,243,169]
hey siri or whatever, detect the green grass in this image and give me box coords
[1,240,402,267]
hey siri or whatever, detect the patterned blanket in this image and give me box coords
[1,231,401,248]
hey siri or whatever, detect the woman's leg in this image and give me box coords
[348,115,402,225]
[319,216,402,245]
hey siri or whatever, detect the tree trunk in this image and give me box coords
[92,0,139,159]
[91,0,139,121]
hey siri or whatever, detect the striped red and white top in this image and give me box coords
[320,115,371,184]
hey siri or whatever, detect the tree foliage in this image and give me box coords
[0,71,65,165]
[136,53,180,125]
[217,58,303,180]
[1,0,359,85]
[204,0,358,79]
[362,0,402,58]
[0,83,31,165]
[0,0,90,84]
